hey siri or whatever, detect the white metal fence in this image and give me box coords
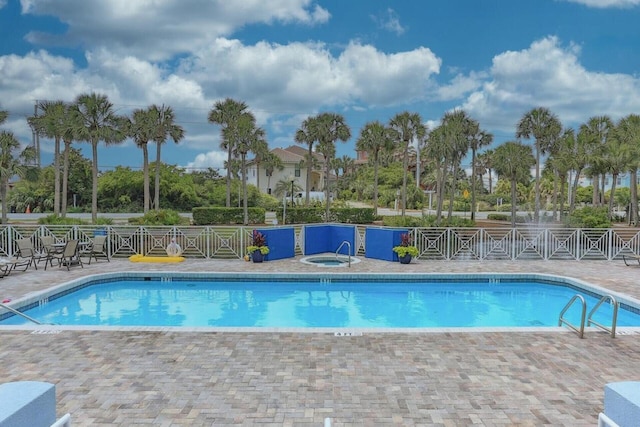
[1,224,639,261]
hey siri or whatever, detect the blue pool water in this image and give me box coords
[1,275,638,328]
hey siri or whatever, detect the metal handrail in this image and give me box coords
[558,294,587,338]
[588,295,619,338]
[0,302,45,325]
[336,241,351,268]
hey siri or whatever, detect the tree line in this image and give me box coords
[2,94,640,226]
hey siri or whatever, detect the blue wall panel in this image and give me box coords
[303,225,331,255]
[256,228,295,261]
[331,225,356,255]
[365,228,407,261]
[304,225,356,255]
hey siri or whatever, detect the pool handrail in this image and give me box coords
[588,294,619,338]
[558,294,586,338]
[0,302,46,325]
[336,240,351,268]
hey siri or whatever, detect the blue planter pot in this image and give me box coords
[399,254,412,264]
[252,251,264,263]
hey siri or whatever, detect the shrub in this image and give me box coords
[564,206,611,228]
[38,214,88,225]
[129,209,188,226]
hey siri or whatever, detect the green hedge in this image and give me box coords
[276,207,377,224]
[192,207,266,225]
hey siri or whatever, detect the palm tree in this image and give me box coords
[294,116,319,205]
[469,128,493,221]
[28,100,65,215]
[263,151,284,196]
[438,110,475,221]
[0,131,37,223]
[229,111,266,225]
[313,112,351,221]
[355,120,395,216]
[605,124,633,219]
[579,116,613,207]
[492,141,536,227]
[389,111,426,217]
[425,124,448,220]
[208,98,249,207]
[274,178,302,201]
[0,110,7,125]
[152,104,184,211]
[477,149,495,194]
[546,129,575,221]
[616,114,640,225]
[516,107,562,222]
[73,93,125,223]
[124,107,157,213]
[252,139,272,193]
[60,104,82,217]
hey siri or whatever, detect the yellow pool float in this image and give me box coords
[129,254,185,263]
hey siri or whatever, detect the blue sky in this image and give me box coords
[1,0,640,173]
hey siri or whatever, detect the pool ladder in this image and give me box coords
[0,302,46,325]
[336,241,351,268]
[558,294,619,338]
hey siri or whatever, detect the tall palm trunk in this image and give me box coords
[558,173,566,221]
[306,145,313,205]
[552,171,559,220]
[569,167,583,215]
[53,137,61,216]
[0,177,8,224]
[372,150,380,216]
[241,152,248,225]
[534,146,541,222]
[401,139,409,217]
[470,148,477,221]
[324,155,331,222]
[61,140,71,217]
[631,169,638,226]
[608,173,618,219]
[447,164,457,220]
[91,141,99,223]
[154,142,162,210]
[436,161,448,222]
[510,179,518,227]
[225,147,232,207]
[143,144,150,213]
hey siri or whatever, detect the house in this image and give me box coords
[246,146,325,197]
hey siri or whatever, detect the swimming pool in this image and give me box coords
[2,272,639,330]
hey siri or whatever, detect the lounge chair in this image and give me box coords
[0,255,33,277]
[39,235,64,269]
[82,235,110,264]
[623,253,640,266]
[15,238,47,270]
[46,240,83,271]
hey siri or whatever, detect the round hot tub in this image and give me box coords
[300,254,361,267]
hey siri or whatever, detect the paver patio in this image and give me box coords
[1,257,640,426]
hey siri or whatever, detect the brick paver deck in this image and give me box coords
[2,257,640,426]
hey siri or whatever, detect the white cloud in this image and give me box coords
[460,36,640,131]
[371,8,406,35]
[564,0,640,8]
[182,39,441,110]
[185,150,227,172]
[20,0,330,61]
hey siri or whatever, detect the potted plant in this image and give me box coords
[246,230,270,263]
[392,233,418,264]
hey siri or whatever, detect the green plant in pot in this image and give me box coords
[247,230,270,262]
[392,232,418,264]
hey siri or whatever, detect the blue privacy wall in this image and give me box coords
[256,228,295,261]
[304,225,356,255]
[365,228,407,261]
